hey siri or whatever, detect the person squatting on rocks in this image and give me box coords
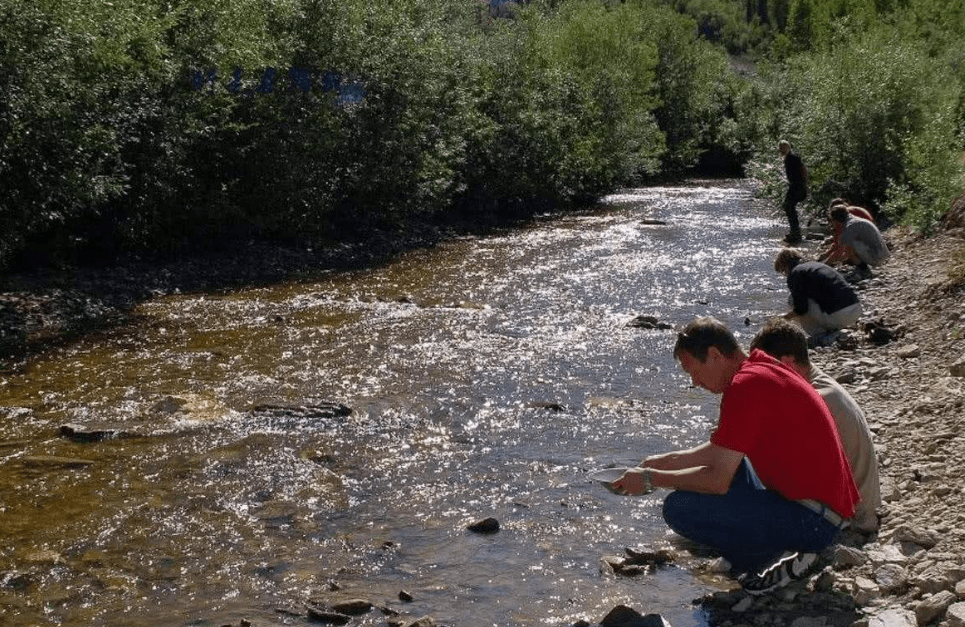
[818,198,875,265]
[774,248,862,343]
[829,203,891,278]
[610,317,859,595]
[750,318,881,533]
[779,140,808,244]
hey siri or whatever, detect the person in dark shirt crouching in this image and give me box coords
[774,248,862,343]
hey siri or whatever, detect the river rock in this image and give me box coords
[249,402,353,419]
[599,605,670,627]
[946,602,965,627]
[854,576,881,606]
[623,546,673,565]
[834,367,858,384]
[731,595,754,612]
[59,422,133,442]
[467,517,499,533]
[834,545,869,568]
[627,315,673,330]
[867,544,908,565]
[331,599,373,615]
[915,590,957,625]
[951,356,965,377]
[525,401,565,411]
[305,605,351,625]
[21,455,95,469]
[893,526,941,549]
[875,563,909,594]
[895,344,921,358]
[151,396,186,413]
[868,607,917,627]
[0,571,34,590]
[910,560,965,594]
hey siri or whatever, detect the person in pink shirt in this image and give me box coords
[818,198,876,265]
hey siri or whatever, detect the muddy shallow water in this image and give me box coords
[0,181,792,626]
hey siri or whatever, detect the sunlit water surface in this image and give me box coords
[0,181,791,626]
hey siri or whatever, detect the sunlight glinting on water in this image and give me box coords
[0,181,793,627]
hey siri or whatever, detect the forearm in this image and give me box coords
[649,465,731,495]
[640,442,716,471]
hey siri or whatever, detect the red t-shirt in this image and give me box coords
[710,350,859,518]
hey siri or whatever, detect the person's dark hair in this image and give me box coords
[749,318,810,367]
[829,205,850,223]
[774,248,804,275]
[673,317,740,362]
[828,198,848,209]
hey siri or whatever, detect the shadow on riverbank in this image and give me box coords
[0,206,586,371]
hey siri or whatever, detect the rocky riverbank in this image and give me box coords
[692,220,965,627]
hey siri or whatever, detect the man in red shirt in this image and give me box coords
[612,317,859,594]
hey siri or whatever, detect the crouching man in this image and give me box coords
[612,317,859,594]
[750,318,881,532]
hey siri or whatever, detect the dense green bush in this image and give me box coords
[3,0,750,269]
[745,19,963,229]
[4,0,961,271]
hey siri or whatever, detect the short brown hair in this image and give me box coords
[774,248,804,274]
[749,318,810,367]
[674,317,741,362]
[829,205,850,223]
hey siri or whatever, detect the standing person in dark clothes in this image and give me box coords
[779,140,808,244]
[774,248,862,343]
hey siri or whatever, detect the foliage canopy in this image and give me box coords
[0,0,962,270]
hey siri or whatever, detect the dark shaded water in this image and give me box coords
[0,181,790,626]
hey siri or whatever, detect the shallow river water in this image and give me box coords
[1,181,793,627]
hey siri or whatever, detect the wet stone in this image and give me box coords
[331,599,373,615]
[467,517,499,533]
[599,605,670,627]
[305,604,351,625]
[59,422,133,442]
[249,402,353,419]
[626,315,673,330]
[21,455,95,469]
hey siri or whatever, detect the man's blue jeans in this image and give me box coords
[662,458,842,574]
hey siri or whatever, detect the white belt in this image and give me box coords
[798,499,848,529]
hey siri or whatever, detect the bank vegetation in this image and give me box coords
[1,0,963,271]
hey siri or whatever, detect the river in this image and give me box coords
[0,180,791,626]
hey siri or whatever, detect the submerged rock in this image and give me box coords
[249,402,353,419]
[59,423,134,442]
[626,315,673,330]
[331,599,373,615]
[305,604,351,625]
[467,517,499,534]
[21,455,95,469]
[599,605,671,627]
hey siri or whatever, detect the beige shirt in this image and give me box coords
[811,366,881,531]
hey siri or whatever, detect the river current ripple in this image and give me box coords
[0,181,791,626]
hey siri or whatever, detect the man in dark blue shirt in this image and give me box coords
[774,248,861,342]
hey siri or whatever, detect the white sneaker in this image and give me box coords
[740,552,818,595]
